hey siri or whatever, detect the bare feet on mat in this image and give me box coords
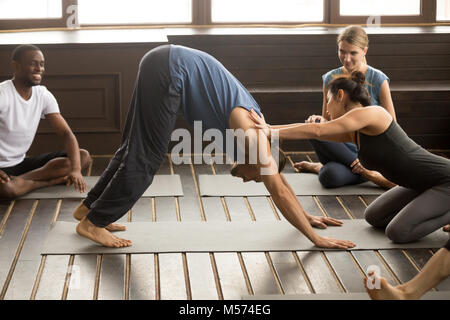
[443,224,450,232]
[76,217,132,248]
[364,271,410,300]
[73,202,126,232]
[293,161,322,174]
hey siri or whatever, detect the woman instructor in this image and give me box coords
[251,72,450,244]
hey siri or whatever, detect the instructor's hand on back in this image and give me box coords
[249,109,272,139]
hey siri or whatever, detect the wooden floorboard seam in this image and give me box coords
[374,250,402,285]
[320,252,346,293]
[292,252,315,294]
[265,252,285,294]
[29,198,63,300]
[0,200,15,237]
[336,196,355,219]
[61,255,75,300]
[2,152,446,300]
[191,158,223,300]
[356,192,431,286]
[0,200,38,300]
[29,255,46,300]
[93,255,102,300]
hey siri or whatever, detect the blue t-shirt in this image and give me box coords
[169,45,261,134]
[322,66,389,106]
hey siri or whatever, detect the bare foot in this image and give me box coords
[73,203,126,232]
[294,161,323,174]
[364,274,412,300]
[443,224,450,232]
[76,217,132,248]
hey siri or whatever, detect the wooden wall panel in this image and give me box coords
[38,74,121,133]
[0,28,449,154]
[169,31,450,150]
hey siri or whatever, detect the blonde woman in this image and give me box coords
[295,25,396,189]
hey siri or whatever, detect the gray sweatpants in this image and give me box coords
[365,183,450,243]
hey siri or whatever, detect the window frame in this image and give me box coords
[78,0,196,26]
[0,0,76,30]
[0,0,444,31]
[209,0,327,25]
[329,0,437,24]
[436,0,450,21]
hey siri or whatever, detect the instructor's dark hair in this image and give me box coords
[327,71,372,107]
[11,44,41,62]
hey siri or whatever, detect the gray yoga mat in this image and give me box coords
[41,220,448,255]
[19,175,183,199]
[243,292,450,300]
[198,173,384,196]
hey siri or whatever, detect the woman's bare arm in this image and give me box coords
[250,106,392,143]
[276,107,382,141]
[378,80,397,122]
[322,83,331,120]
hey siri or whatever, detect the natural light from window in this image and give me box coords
[437,0,450,20]
[0,0,61,19]
[78,0,192,24]
[340,0,421,16]
[211,0,323,23]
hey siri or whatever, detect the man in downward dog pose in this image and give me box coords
[73,44,356,250]
[0,44,91,199]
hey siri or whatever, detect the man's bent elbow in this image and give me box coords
[80,149,92,170]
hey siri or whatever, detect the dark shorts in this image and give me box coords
[0,151,67,177]
[445,238,450,251]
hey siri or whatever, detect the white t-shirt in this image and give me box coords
[0,80,60,168]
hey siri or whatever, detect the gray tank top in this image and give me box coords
[358,121,450,192]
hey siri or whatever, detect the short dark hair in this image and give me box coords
[11,44,41,62]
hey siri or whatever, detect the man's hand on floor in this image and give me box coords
[66,170,87,193]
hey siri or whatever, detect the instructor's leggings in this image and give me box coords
[365,182,450,243]
[83,45,181,227]
[310,140,366,188]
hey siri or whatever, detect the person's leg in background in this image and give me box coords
[383,183,450,243]
[365,237,450,300]
[0,150,91,199]
[364,186,420,229]
[72,88,138,230]
[294,140,366,188]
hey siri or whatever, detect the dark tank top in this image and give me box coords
[358,120,450,192]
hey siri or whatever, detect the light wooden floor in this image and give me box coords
[0,152,449,300]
